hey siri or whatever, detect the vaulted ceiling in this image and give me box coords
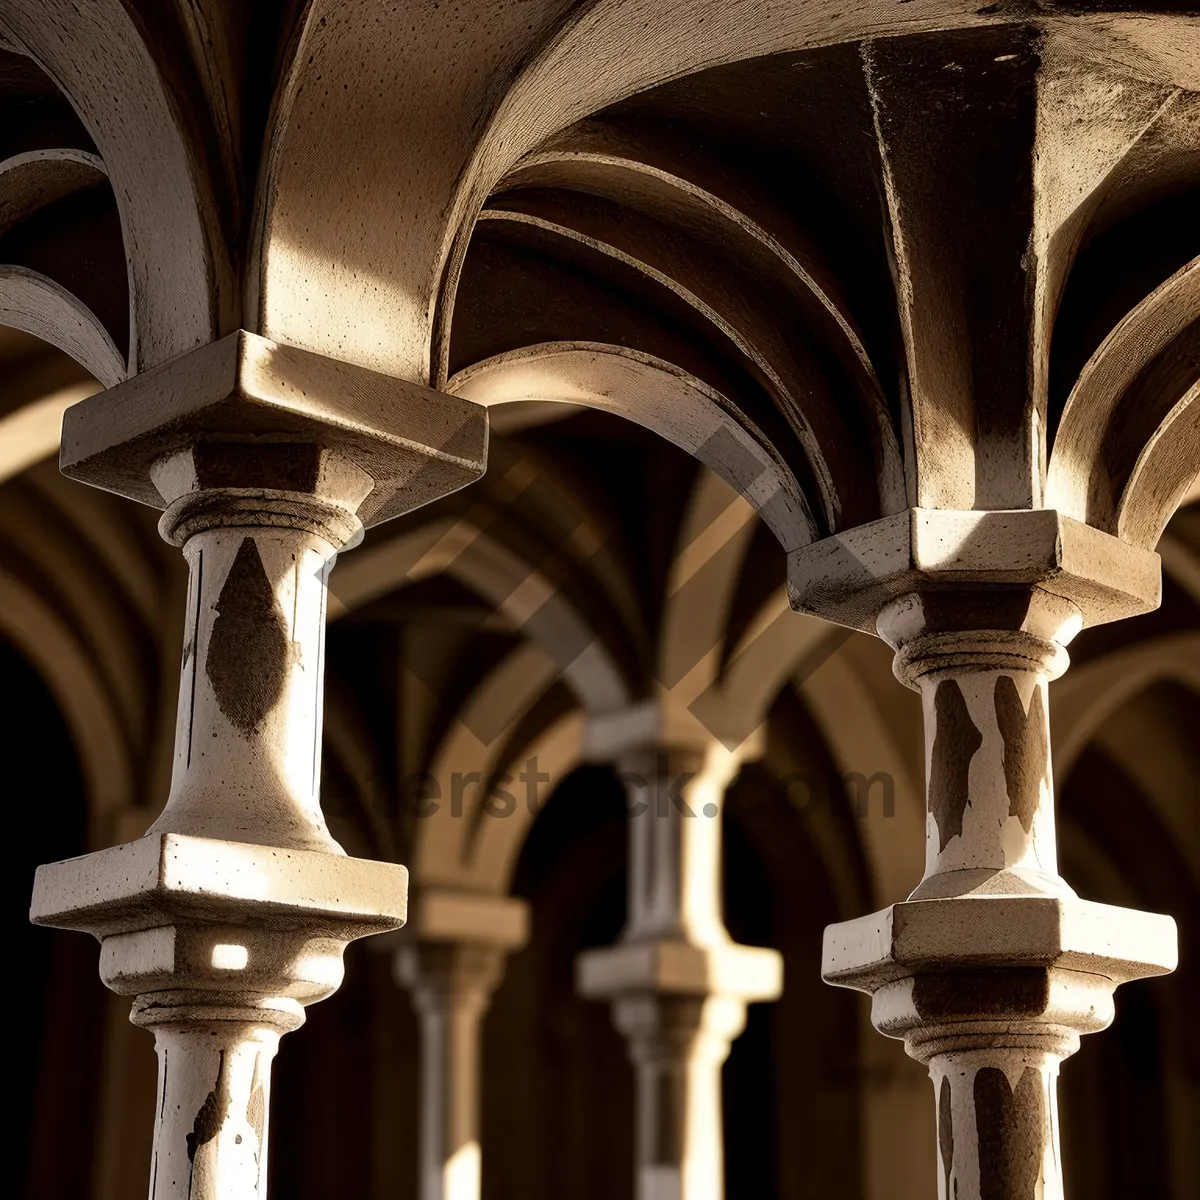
[1,3,1196,563]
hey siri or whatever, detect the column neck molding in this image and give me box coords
[876,586,1081,690]
[889,626,1070,688]
[398,942,508,1012]
[150,439,377,549]
[160,489,363,549]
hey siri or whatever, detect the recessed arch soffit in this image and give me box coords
[327,467,754,717]
[0,573,133,839]
[323,469,860,839]
[0,5,228,377]
[0,5,1196,553]
[0,456,176,736]
[1053,630,1200,777]
[325,407,857,741]
[1059,683,1200,900]
[1159,502,1200,602]
[326,434,647,706]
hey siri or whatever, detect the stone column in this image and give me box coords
[394,890,529,1200]
[29,331,487,1200]
[578,705,782,1200]
[799,511,1178,1200]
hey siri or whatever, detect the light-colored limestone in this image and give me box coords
[2,5,1196,1195]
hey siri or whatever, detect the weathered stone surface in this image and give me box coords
[788,508,1162,633]
[59,330,488,528]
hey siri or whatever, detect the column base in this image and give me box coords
[31,833,409,1200]
[824,895,1175,1200]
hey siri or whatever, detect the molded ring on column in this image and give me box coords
[890,628,1070,690]
[158,488,364,550]
[904,1023,1083,1064]
[130,990,307,1034]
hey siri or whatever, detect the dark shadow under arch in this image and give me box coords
[2,632,101,1197]
[1058,689,1200,1200]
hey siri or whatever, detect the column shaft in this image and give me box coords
[912,660,1065,901]
[142,1018,288,1200]
[398,941,508,1200]
[579,731,781,1200]
[31,331,486,1200]
[616,994,747,1200]
[624,747,725,946]
[158,523,340,853]
[415,995,485,1200]
[930,1051,1063,1200]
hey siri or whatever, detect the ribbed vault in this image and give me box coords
[1,8,1195,557]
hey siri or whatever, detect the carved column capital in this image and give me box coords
[58,329,488,527]
[788,507,1161,634]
